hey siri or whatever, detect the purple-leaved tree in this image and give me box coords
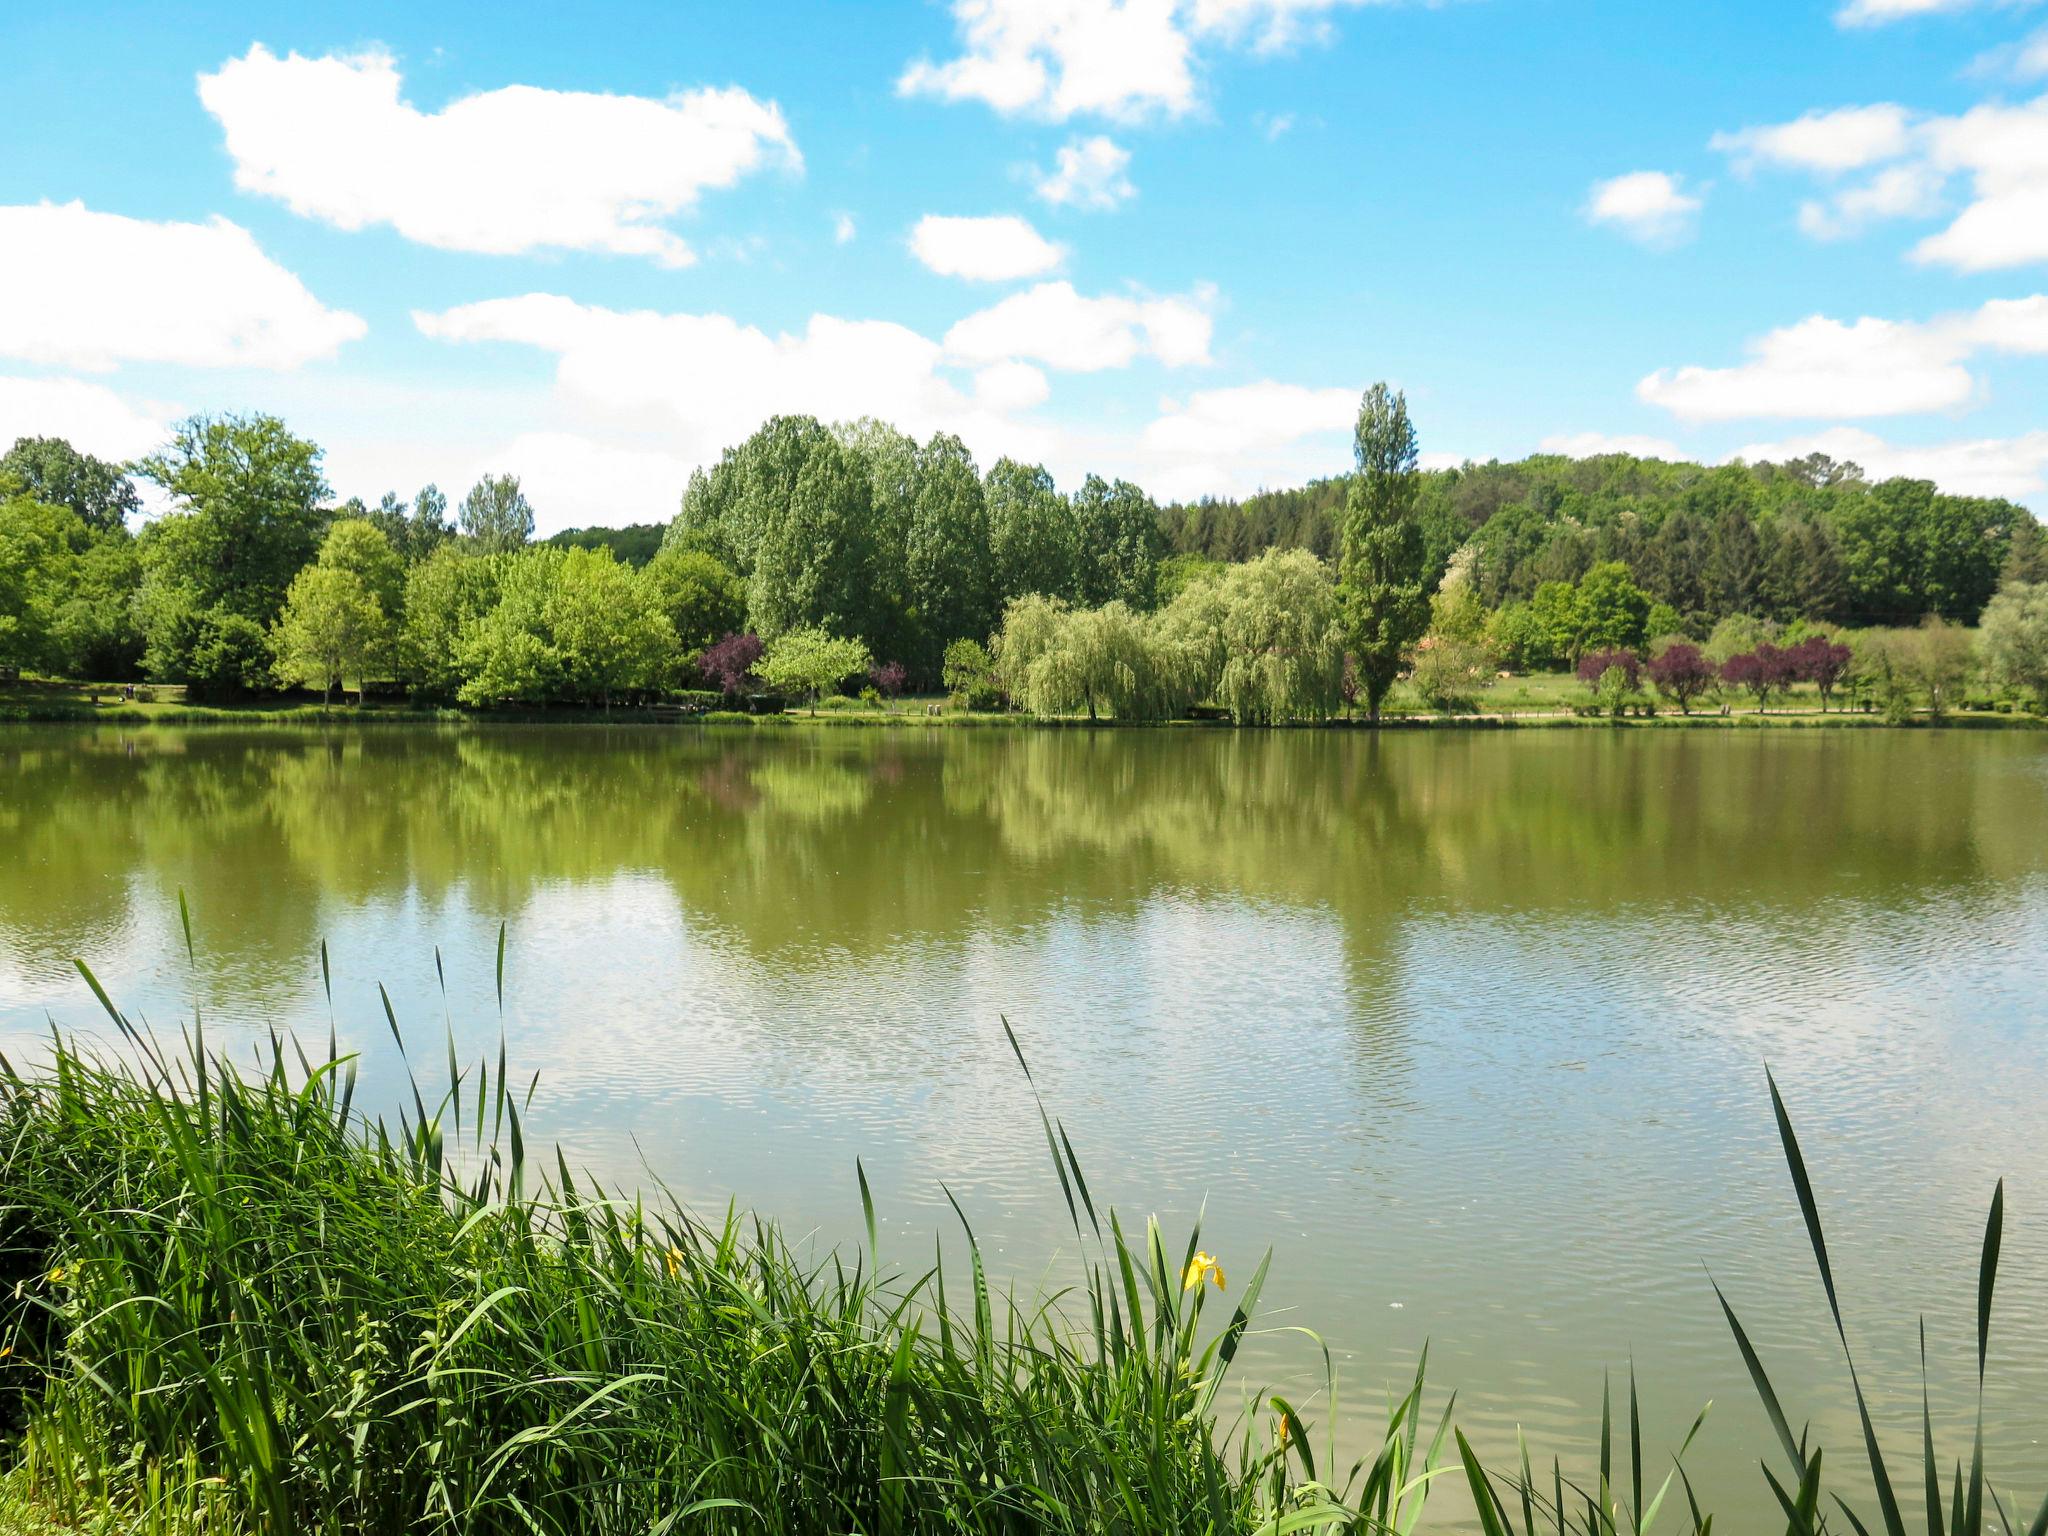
[699,632,763,697]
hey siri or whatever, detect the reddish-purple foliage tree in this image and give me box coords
[1576,648,1642,691]
[1647,642,1715,714]
[868,660,907,697]
[699,631,763,697]
[1719,649,1780,712]
[1786,634,1853,711]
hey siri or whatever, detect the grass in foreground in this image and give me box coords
[0,934,2038,1534]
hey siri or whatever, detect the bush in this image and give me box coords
[668,688,722,712]
[941,637,1002,711]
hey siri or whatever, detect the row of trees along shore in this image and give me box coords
[2,390,2046,719]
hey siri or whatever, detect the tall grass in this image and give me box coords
[0,932,2038,1534]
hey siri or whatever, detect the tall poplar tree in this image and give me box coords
[1338,383,1428,722]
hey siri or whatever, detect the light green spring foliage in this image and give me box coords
[271,564,384,703]
[0,497,80,672]
[1209,548,1347,725]
[319,518,407,631]
[1847,621,1972,721]
[1980,580,2048,707]
[457,547,677,707]
[400,546,505,700]
[756,625,874,710]
[992,550,1345,724]
[641,546,747,664]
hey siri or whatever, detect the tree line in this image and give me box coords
[2,395,2044,719]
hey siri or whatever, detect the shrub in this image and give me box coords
[1575,647,1641,692]
[941,637,1002,710]
[1410,636,1490,712]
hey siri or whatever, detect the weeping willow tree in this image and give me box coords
[1211,548,1347,725]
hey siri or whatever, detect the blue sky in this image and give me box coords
[3,0,2046,532]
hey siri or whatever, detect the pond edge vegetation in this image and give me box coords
[0,923,2038,1534]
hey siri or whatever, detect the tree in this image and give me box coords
[905,432,995,678]
[1573,562,1652,655]
[1718,648,1791,713]
[2003,518,2048,587]
[545,548,677,707]
[52,532,144,679]
[642,548,746,666]
[1072,474,1163,610]
[1980,581,2048,709]
[749,435,882,643]
[460,473,535,553]
[401,547,503,699]
[0,437,139,533]
[1850,630,1918,723]
[699,632,764,697]
[458,549,567,705]
[1338,383,1429,722]
[1912,616,1974,719]
[1577,648,1642,693]
[986,458,1079,606]
[272,565,384,704]
[1785,634,1853,711]
[1708,503,1764,616]
[941,637,999,709]
[756,626,874,713]
[135,414,329,681]
[1647,641,1715,714]
[1207,549,1348,724]
[0,496,79,673]
[409,485,453,561]
[319,519,406,630]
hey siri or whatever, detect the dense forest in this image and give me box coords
[2,402,2045,717]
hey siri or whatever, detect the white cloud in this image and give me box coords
[1835,0,2008,25]
[1712,104,1915,174]
[0,202,365,372]
[974,360,1053,410]
[944,280,1214,370]
[1033,135,1136,209]
[1539,431,1687,460]
[1141,381,1352,456]
[198,44,799,266]
[833,212,858,244]
[1638,296,2048,422]
[1797,163,1946,239]
[1583,171,1704,247]
[897,0,1395,122]
[0,375,170,463]
[415,294,1009,472]
[1714,93,2048,272]
[909,214,1066,280]
[1734,426,2048,501]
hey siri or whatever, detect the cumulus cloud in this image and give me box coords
[1140,381,1353,456]
[1538,431,1688,461]
[415,294,1004,469]
[0,202,364,372]
[0,375,171,463]
[1637,296,2048,422]
[1033,136,1137,209]
[897,0,1397,121]
[909,214,1066,280]
[1835,0,2003,25]
[198,44,799,266]
[1713,93,2048,272]
[1583,171,1704,247]
[1712,104,1915,174]
[944,280,1214,370]
[974,360,1053,410]
[1734,426,2048,501]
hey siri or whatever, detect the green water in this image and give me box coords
[5,722,2047,1526]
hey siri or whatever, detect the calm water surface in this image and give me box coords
[4,723,2047,1527]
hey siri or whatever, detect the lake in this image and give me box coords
[4,722,2046,1527]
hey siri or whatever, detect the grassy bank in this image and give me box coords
[7,677,2044,731]
[0,943,2041,1534]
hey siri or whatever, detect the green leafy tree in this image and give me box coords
[750,435,882,643]
[905,433,994,679]
[319,519,406,636]
[0,436,139,533]
[272,565,385,704]
[458,549,568,705]
[1912,616,1975,718]
[460,473,535,554]
[986,458,1079,606]
[1211,549,1347,724]
[1980,581,2048,709]
[401,547,503,699]
[941,637,1000,709]
[1072,474,1163,610]
[52,532,144,678]
[1573,562,1652,654]
[1338,383,1429,722]
[2004,518,2048,587]
[0,496,80,673]
[756,626,874,712]
[642,548,746,668]
[546,548,678,708]
[134,414,329,682]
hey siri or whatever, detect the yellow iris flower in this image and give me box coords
[1182,1251,1226,1293]
[664,1246,685,1278]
